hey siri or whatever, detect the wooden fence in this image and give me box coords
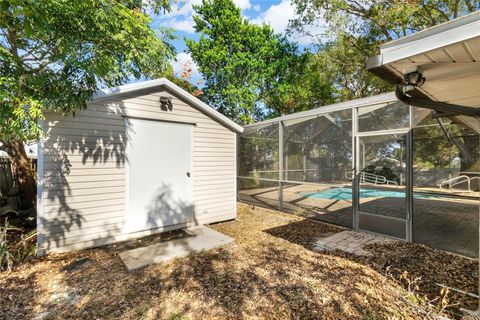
[0,158,15,197]
[0,157,37,213]
[0,158,18,213]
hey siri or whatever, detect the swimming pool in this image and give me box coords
[301,187,435,200]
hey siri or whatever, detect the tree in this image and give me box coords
[288,0,480,99]
[0,0,176,209]
[186,0,309,124]
[311,34,392,100]
[413,119,480,173]
[259,51,336,118]
[290,0,479,43]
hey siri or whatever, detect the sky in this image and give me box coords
[150,0,327,84]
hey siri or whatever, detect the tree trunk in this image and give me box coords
[4,140,36,210]
[459,135,479,173]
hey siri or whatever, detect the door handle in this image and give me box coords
[186,172,191,177]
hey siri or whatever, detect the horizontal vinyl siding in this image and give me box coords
[45,180,126,191]
[42,205,125,220]
[41,87,236,253]
[44,185,125,199]
[44,174,125,184]
[41,106,126,252]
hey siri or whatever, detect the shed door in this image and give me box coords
[126,118,193,233]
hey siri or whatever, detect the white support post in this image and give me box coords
[234,134,239,219]
[278,121,284,211]
[302,146,307,181]
[36,119,45,256]
[352,107,360,230]
[406,130,413,242]
[406,106,414,242]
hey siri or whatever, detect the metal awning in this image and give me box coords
[367,11,480,116]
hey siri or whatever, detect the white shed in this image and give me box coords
[36,78,243,254]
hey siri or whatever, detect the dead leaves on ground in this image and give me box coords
[0,203,477,319]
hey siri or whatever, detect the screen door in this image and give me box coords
[356,132,408,239]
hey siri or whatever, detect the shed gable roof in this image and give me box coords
[93,78,244,133]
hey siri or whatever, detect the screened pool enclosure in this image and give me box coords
[238,93,479,258]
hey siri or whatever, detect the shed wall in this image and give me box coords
[39,87,236,253]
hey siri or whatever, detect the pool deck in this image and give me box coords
[238,183,479,258]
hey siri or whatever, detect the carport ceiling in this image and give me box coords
[367,11,480,113]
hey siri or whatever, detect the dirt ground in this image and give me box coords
[0,203,477,319]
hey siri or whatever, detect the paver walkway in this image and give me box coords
[312,230,395,256]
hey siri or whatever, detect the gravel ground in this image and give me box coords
[0,203,476,319]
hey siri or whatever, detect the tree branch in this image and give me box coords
[7,27,19,58]
[464,0,475,13]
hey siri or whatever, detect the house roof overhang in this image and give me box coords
[366,11,480,117]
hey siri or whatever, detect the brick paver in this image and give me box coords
[313,230,395,256]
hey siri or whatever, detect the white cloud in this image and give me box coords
[171,52,201,82]
[252,4,261,11]
[251,0,294,34]
[168,0,202,17]
[233,0,252,10]
[152,0,201,34]
[250,0,327,45]
[170,17,195,33]
[155,0,253,34]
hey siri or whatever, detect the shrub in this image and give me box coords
[0,219,37,271]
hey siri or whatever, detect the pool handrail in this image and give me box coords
[345,171,398,186]
[439,175,480,192]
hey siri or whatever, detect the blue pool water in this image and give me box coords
[302,187,435,200]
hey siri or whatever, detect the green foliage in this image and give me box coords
[364,164,399,184]
[313,35,392,100]
[186,0,320,123]
[413,119,480,171]
[289,0,480,100]
[261,52,336,117]
[0,0,175,143]
[1,218,36,271]
[165,74,203,96]
[290,0,479,43]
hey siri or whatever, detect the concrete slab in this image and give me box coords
[119,226,234,271]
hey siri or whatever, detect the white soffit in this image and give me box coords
[369,11,480,110]
[379,11,480,64]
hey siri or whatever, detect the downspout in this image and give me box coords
[397,85,476,164]
[395,85,480,117]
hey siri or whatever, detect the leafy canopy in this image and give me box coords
[260,51,336,118]
[288,0,480,100]
[0,0,176,143]
[290,0,480,42]
[186,0,316,124]
[313,34,391,100]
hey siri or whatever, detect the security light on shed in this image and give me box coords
[159,96,173,110]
